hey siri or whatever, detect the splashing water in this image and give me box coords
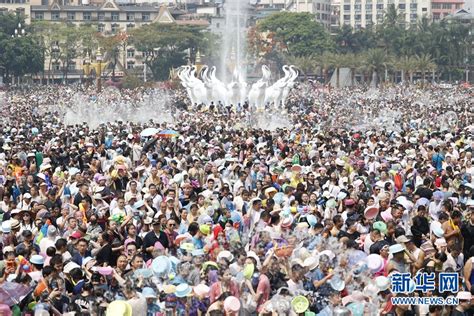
[251,111,292,131]
[58,88,173,128]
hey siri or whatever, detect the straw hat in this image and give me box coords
[106,301,132,316]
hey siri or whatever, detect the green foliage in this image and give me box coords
[257,12,334,57]
[255,8,473,82]
[130,24,210,81]
[121,74,144,89]
[0,13,44,81]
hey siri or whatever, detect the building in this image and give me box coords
[27,1,209,82]
[0,0,32,24]
[464,0,473,12]
[339,0,431,29]
[431,0,464,20]
[254,0,332,27]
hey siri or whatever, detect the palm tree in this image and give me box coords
[364,49,387,87]
[395,56,416,84]
[318,52,334,84]
[414,53,436,87]
[344,53,361,86]
[286,55,315,80]
[331,53,346,88]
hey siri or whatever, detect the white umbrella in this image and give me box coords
[140,128,159,137]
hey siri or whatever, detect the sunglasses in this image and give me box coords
[168,223,176,227]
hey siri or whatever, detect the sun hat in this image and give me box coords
[319,250,335,261]
[306,214,317,227]
[372,221,387,234]
[141,287,157,298]
[175,283,192,297]
[10,219,20,230]
[246,251,261,269]
[2,245,14,255]
[217,250,234,263]
[193,284,210,297]
[395,235,411,243]
[96,266,114,276]
[199,224,210,236]
[106,300,132,316]
[347,302,364,316]
[389,244,405,254]
[375,276,391,291]
[1,221,11,233]
[364,206,379,220]
[303,256,319,271]
[180,242,195,252]
[366,254,384,273]
[291,295,309,314]
[133,200,144,209]
[162,284,176,294]
[30,254,45,265]
[224,296,241,313]
[280,215,294,228]
[151,256,171,276]
[134,268,153,278]
[456,291,472,301]
[432,226,444,238]
[328,277,346,291]
[434,238,447,247]
[64,261,80,274]
[337,191,348,201]
[243,263,255,279]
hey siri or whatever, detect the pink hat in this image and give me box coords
[344,199,355,206]
[193,284,210,297]
[364,206,379,220]
[224,296,241,313]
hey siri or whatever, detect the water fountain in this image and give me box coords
[178,0,299,110]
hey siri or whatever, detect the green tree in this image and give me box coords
[0,14,43,83]
[286,55,315,80]
[364,49,387,87]
[257,12,334,57]
[414,53,436,87]
[130,24,209,81]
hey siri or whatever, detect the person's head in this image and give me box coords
[76,238,88,254]
[98,232,109,245]
[127,224,137,237]
[166,218,177,231]
[451,210,462,226]
[130,254,144,270]
[117,255,128,270]
[68,217,77,229]
[126,241,137,257]
[50,254,63,272]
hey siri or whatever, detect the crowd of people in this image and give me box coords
[0,81,473,316]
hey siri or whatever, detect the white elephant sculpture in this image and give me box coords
[264,65,291,109]
[248,65,271,109]
[209,66,229,106]
[281,65,299,108]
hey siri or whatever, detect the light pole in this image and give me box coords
[143,48,159,82]
[12,23,25,38]
[83,51,91,88]
[12,23,25,86]
[96,48,103,93]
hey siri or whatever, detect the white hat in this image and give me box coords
[375,276,391,291]
[303,256,319,271]
[217,250,234,263]
[389,244,405,254]
[64,261,80,274]
[456,291,472,301]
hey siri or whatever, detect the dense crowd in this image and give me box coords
[0,82,473,316]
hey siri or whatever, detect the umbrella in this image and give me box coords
[156,129,179,138]
[0,282,31,306]
[140,128,159,137]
